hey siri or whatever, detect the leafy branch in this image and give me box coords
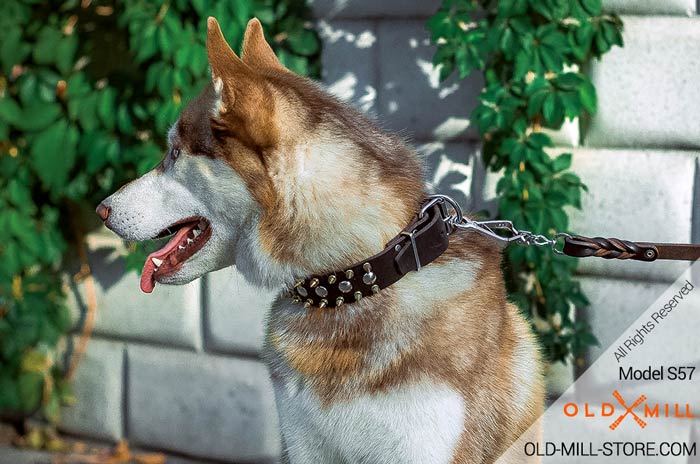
[428,0,623,363]
[0,0,320,428]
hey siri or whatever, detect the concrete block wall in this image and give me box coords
[58,1,700,462]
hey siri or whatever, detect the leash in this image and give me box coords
[288,194,700,309]
[424,194,700,262]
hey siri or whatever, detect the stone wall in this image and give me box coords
[57,1,700,462]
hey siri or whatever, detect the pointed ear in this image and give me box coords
[206,17,250,85]
[241,18,286,71]
[205,17,278,149]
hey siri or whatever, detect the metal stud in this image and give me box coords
[394,244,401,252]
[291,296,301,304]
[315,286,328,297]
[338,281,352,293]
[363,263,372,272]
[319,299,328,309]
[297,286,308,297]
[362,272,377,285]
[345,269,354,279]
[354,291,362,301]
[328,274,337,284]
[336,297,344,307]
[309,278,319,288]
[371,285,380,294]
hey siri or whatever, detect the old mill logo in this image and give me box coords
[563,390,697,430]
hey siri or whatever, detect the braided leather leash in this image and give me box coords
[561,235,700,262]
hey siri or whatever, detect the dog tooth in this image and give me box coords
[199,219,208,230]
[187,238,194,244]
[193,229,201,237]
[151,257,163,266]
[178,245,185,250]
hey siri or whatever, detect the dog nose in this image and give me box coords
[96,203,111,221]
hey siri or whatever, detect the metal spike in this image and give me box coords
[294,280,304,288]
[363,262,372,272]
[336,297,344,307]
[291,296,301,304]
[328,275,337,284]
[345,269,354,279]
[303,300,312,309]
[309,278,319,288]
[319,299,328,309]
[371,285,380,294]
[354,291,362,301]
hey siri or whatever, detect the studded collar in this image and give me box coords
[287,201,452,309]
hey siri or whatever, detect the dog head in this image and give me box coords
[98,17,424,293]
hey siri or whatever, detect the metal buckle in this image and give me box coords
[400,229,422,271]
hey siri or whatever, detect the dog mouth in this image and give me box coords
[140,216,212,293]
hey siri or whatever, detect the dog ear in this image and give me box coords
[206,17,250,84]
[241,18,286,72]
[206,17,278,149]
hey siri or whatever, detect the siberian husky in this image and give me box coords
[97,17,543,463]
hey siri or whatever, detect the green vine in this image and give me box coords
[428,0,623,363]
[0,0,320,427]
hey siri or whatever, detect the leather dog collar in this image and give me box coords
[286,192,700,310]
[288,202,451,309]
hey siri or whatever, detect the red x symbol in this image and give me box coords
[609,390,647,430]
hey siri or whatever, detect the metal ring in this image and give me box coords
[420,194,463,223]
[552,233,571,255]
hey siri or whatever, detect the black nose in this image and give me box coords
[96,203,111,221]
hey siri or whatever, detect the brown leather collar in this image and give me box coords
[288,202,451,308]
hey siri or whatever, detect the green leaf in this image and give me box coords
[0,27,31,75]
[579,80,597,114]
[554,73,584,90]
[0,97,22,125]
[30,120,78,194]
[542,92,564,127]
[286,29,320,56]
[581,0,602,16]
[17,103,62,132]
[33,27,63,66]
[55,34,78,75]
[552,153,572,172]
[18,372,43,412]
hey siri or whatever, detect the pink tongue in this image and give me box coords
[140,225,194,293]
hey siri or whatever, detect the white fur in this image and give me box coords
[101,152,259,285]
[273,377,465,464]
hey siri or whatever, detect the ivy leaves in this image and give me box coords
[0,0,320,424]
[428,0,623,363]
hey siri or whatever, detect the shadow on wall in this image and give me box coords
[317,13,488,215]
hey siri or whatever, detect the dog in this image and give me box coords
[97,17,544,463]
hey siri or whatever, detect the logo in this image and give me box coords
[609,390,646,430]
[563,391,697,430]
